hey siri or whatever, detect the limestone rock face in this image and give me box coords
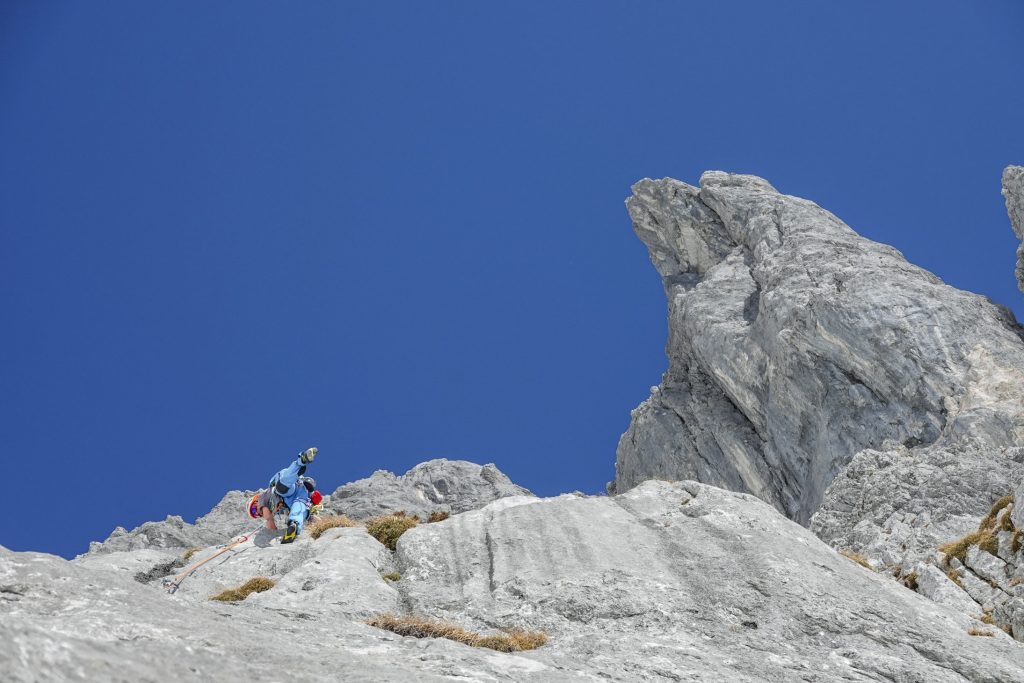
[326,459,533,520]
[614,171,1024,532]
[1003,165,1024,292]
[6,480,1024,681]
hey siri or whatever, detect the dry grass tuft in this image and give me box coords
[366,514,420,550]
[947,568,965,588]
[306,515,360,540]
[1012,529,1023,554]
[979,495,1014,530]
[366,613,547,652]
[382,572,401,582]
[210,577,275,602]
[999,507,1016,532]
[939,529,999,564]
[938,494,1015,566]
[839,549,872,570]
[1009,576,1023,587]
[427,510,451,523]
[182,547,203,562]
[486,629,549,652]
[968,627,995,637]
[901,570,919,591]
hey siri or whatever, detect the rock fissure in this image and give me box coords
[484,519,497,594]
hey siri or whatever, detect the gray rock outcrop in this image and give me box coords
[614,172,1024,529]
[1004,165,1024,292]
[6,480,1024,681]
[610,168,1024,642]
[326,459,533,520]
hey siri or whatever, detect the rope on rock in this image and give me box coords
[163,524,265,594]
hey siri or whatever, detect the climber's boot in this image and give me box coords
[282,520,298,544]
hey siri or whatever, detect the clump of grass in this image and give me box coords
[938,494,1015,565]
[382,572,401,582]
[476,630,549,652]
[366,613,547,652]
[306,515,359,540]
[427,510,450,523]
[979,495,1014,530]
[939,529,1001,563]
[182,547,203,562]
[947,568,965,589]
[979,613,996,625]
[210,577,275,602]
[999,508,1015,532]
[901,570,919,591]
[1012,529,1023,554]
[968,627,995,637]
[839,549,872,570]
[366,513,420,550]
[1009,576,1023,587]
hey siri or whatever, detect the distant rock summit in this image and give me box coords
[325,459,532,520]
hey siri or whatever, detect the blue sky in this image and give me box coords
[2,2,1023,558]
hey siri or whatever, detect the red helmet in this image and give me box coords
[246,494,261,519]
[310,490,323,506]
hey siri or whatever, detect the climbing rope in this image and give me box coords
[163,524,265,594]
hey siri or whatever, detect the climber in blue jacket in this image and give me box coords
[246,447,320,544]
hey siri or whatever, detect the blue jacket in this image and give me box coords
[269,457,312,532]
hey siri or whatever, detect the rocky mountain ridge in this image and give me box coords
[5,169,1024,680]
[85,459,531,556]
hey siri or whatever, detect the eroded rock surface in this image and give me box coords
[326,459,533,520]
[6,480,1024,681]
[1004,165,1024,293]
[396,482,1024,678]
[614,172,1024,527]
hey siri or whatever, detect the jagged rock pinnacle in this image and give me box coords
[615,171,1024,527]
[1004,165,1024,293]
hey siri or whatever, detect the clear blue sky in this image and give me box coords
[3,2,1023,558]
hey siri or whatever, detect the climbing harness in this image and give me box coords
[163,524,264,594]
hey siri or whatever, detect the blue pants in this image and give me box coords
[271,457,311,533]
